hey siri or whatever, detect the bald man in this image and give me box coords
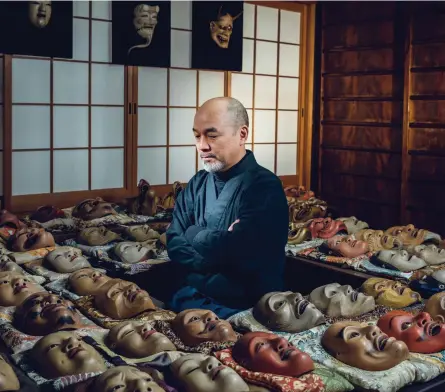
[166,97,288,313]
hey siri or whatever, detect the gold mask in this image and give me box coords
[361,278,421,308]
[209,6,242,49]
[77,227,120,246]
[353,229,402,252]
[128,5,159,55]
[385,224,427,247]
[287,227,311,245]
[29,1,51,28]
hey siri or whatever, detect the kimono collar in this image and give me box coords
[213,150,256,182]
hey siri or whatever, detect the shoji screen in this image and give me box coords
[229,3,302,177]
[135,1,226,186]
[6,1,130,211]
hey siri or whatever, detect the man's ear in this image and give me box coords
[239,126,249,145]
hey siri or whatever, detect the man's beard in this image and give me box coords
[202,159,226,173]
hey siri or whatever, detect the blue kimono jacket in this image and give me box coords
[166,151,289,309]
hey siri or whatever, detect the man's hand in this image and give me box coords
[228,219,240,232]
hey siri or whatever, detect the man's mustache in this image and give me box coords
[200,154,216,159]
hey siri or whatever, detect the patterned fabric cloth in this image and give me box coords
[410,263,445,282]
[9,247,56,264]
[10,335,113,389]
[128,212,173,224]
[44,277,85,301]
[0,306,105,353]
[151,320,240,355]
[215,348,354,392]
[285,239,326,256]
[74,295,176,329]
[288,324,445,392]
[39,218,77,233]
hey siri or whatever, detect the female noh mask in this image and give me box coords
[94,366,164,392]
[171,309,238,347]
[45,247,91,273]
[29,1,52,28]
[0,255,23,273]
[0,355,19,391]
[361,278,421,308]
[337,216,369,235]
[9,228,55,252]
[0,271,44,307]
[326,235,369,258]
[408,244,445,266]
[68,268,111,296]
[94,279,156,319]
[78,227,120,246]
[15,292,84,336]
[309,283,375,317]
[107,320,176,358]
[114,242,156,264]
[232,332,314,377]
[124,225,160,242]
[377,310,445,354]
[31,331,107,378]
[321,321,409,371]
[252,291,325,333]
[171,354,251,392]
[373,249,426,272]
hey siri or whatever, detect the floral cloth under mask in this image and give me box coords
[9,247,57,264]
[289,324,445,392]
[22,259,69,281]
[214,348,353,392]
[74,295,176,329]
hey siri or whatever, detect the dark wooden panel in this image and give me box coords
[324,49,394,73]
[407,182,445,211]
[407,154,445,181]
[323,2,395,25]
[412,71,445,95]
[323,74,396,98]
[322,173,399,204]
[411,101,445,123]
[323,101,402,123]
[409,128,445,152]
[323,22,394,49]
[321,195,400,229]
[322,125,401,151]
[321,149,401,178]
[406,210,445,237]
[412,13,445,42]
[412,43,445,68]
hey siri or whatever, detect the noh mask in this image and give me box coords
[171,309,237,347]
[408,244,445,266]
[94,367,164,392]
[309,283,375,317]
[425,292,445,323]
[287,227,311,245]
[232,332,314,377]
[338,216,369,235]
[355,229,402,252]
[29,1,51,28]
[373,249,426,272]
[107,320,176,358]
[385,224,427,247]
[68,268,111,296]
[94,279,156,319]
[78,227,120,246]
[210,6,242,49]
[321,321,409,371]
[289,202,326,224]
[72,198,117,221]
[378,310,445,354]
[30,205,65,223]
[9,228,55,252]
[45,247,91,273]
[361,278,421,308]
[307,218,347,239]
[284,185,315,201]
[15,292,84,336]
[0,255,23,273]
[0,271,44,307]
[253,291,325,333]
[124,225,160,242]
[326,235,369,258]
[170,353,249,392]
[31,331,106,378]
[128,5,159,55]
[0,355,19,392]
[114,242,156,264]
[0,210,26,230]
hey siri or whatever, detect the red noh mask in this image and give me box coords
[377,310,445,354]
[231,331,314,377]
[308,218,347,239]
